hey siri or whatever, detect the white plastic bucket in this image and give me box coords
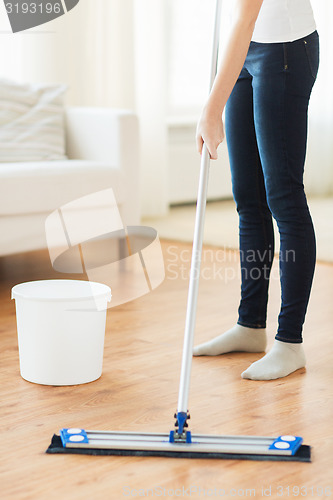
[11,280,111,386]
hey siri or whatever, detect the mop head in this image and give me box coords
[46,434,311,462]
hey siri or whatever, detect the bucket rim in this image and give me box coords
[11,279,112,302]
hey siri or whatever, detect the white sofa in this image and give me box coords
[0,107,140,257]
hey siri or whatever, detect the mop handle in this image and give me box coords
[177,0,223,415]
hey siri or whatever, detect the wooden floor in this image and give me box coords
[1,241,333,499]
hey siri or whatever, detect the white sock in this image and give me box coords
[241,339,306,380]
[193,324,267,356]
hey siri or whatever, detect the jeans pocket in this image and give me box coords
[303,31,320,79]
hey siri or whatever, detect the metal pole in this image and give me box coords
[177,0,223,416]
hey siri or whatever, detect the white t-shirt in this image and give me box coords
[252,0,316,43]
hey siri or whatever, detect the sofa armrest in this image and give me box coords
[65,106,139,171]
[65,106,141,225]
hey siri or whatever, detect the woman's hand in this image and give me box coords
[196,105,225,160]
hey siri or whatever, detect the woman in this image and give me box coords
[194,0,319,380]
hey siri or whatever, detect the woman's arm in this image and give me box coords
[196,0,264,159]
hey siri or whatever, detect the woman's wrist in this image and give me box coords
[202,100,224,121]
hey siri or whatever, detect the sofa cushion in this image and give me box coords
[0,79,67,162]
[0,160,123,215]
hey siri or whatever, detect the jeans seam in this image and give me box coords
[238,320,266,329]
[281,70,294,197]
[275,68,295,342]
[275,335,303,344]
[255,152,272,320]
[283,43,288,71]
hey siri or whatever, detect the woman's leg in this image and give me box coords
[242,32,319,379]
[193,68,273,356]
[226,69,275,330]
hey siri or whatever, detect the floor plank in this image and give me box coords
[1,241,332,500]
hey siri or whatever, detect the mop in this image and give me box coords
[47,0,311,462]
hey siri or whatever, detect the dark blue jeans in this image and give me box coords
[225,31,319,343]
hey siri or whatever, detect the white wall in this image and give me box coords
[0,0,136,108]
[304,0,333,195]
